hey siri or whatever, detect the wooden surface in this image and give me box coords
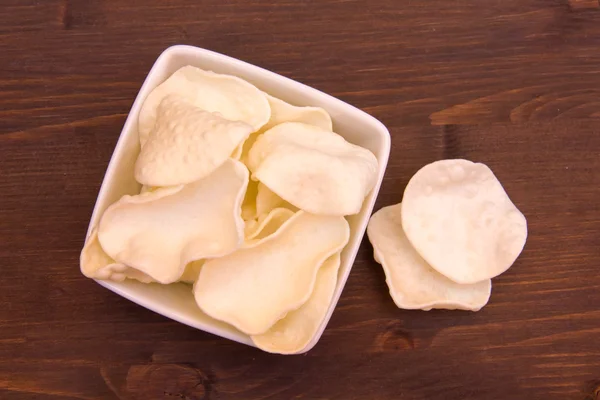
[1,0,599,399]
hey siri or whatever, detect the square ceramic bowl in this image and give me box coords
[85,45,390,353]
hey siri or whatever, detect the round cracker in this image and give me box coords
[401,159,527,284]
[368,203,491,311]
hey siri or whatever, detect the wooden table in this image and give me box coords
[1,1,599,399]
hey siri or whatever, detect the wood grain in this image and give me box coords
[1,0,599,399]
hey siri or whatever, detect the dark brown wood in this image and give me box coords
[1,1,599,399]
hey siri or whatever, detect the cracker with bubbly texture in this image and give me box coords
[368,203,491,311]
[138,66,270,146]
[135,95,253,186]
[193,211,349,335]
[402,159,527,284]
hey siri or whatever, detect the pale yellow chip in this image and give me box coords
[244,207,295,241]
[251,253,340,354]
[98,159,248,284]
[179,260,205,284]
[140,185,156,194]
[231,142,244,160]
[247,122,378,216]
[239,132,261,166]
[241,179,259,221]
[402,159,528,284]
[256,182,297,217]
[241,180,296,223]
[367,203,491,311]
[135,95,253,187]
[263,94,332,132]
[239,93,333,164]
[193,211,350,335]
[80,228,154,283]
[138,66,270,147]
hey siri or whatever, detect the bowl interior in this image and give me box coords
[88,45,390,352]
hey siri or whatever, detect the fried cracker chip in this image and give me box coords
[135,95,253,186]
[402,159,527,284]
[241,180,296,223]
[247,122,378,216]
[98,159,248,284]
[255,182,296,216]
[179,260,205,284]
[244,207,295,241]
[251,253,340,354]
[368,203,491,311]
[138,66,270,146]
[241,179,259,221]
[239,94,333,163]
[194,211,350,335]
[80,228,154,283]
[140,185,157,194]
[263,94,332,132]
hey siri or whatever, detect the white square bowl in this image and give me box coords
[85,45,390,353]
